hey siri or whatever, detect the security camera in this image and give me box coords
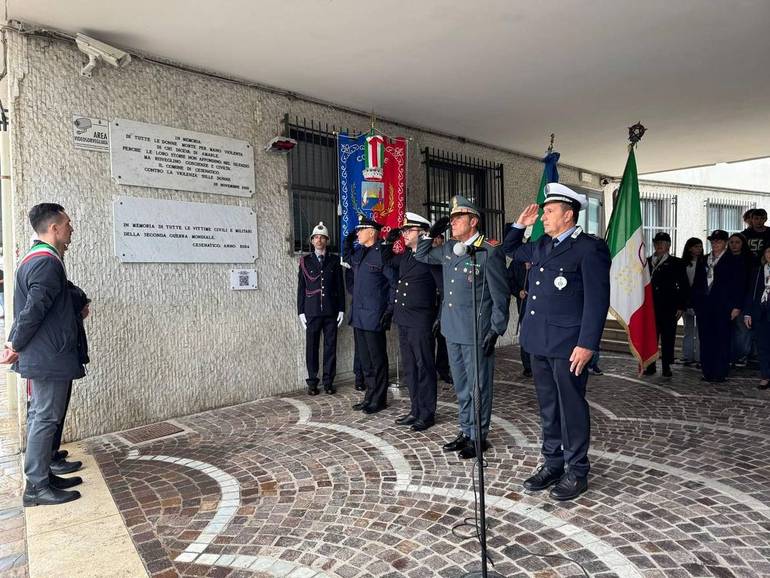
[75,33,131,77]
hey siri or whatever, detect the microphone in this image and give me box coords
[453,242,486,257]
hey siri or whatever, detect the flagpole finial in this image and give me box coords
[547,133,555,153]
[628,122,646,147]
[370,111,376,133]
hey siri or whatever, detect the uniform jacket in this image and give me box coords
[744,264,770,320]
[415,235,510,346]
[646,254,689,314]
[345,240,396,332]
[9,243,86,381]
[691,251,744,315]
[297,252,345,318]
[504,226,611,359]
[382,244,442,330]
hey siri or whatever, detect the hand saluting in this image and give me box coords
[517,204,540,227]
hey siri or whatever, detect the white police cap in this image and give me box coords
[402,212,431,230]
[542,183,588,210]
[310,221,329,240]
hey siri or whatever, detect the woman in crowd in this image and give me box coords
[680,237,703,367]
[691,230,744,383]
[728,233,756,367]
[743,245,770,390]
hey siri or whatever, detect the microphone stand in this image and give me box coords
[462,248,504,578]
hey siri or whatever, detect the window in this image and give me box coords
[640,193,678,255]
[285,115,343,253]
[706,198,754,240]
[571,185,604,237]
[423,148,505,241]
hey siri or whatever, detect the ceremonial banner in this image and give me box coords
[529,151,560,242]
[606,148,658,371]
[338,132,407,251]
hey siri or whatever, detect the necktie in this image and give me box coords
[546,238,558,257]
[318,254,324,268]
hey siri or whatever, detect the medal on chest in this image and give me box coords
[554,275,568,291]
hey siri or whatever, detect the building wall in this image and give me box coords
[6,33,601,439]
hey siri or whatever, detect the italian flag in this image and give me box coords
[606,147,658,371]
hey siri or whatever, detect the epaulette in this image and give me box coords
[484,239,501,247]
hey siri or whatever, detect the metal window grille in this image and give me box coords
[705,198,755,241]
[285,115,350,253]
[640,193,678,255]
[423,148,505,241]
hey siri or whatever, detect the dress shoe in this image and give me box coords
[53,450,68,461]
[411,418,435,432]
[549,471,588,501]
[50,459,82,475]
[395,414,416,426]
[523,464,565,491]
[49,473,83,489]
[521,369,533,378]
[643,365,656,376]
[307,386,320,396]
[439,374,454,385]
[23,484,81,507]
[354,383,366,391]
[458,439,490,459]
[363,405,386,415]
[352,402,366,411]
[662,367,672,378]
[442,432,470,452]
[324,385,336,394]
[758,379,769,390]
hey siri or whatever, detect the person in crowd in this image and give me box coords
[382,213,442,431]
[743,245,770,390]
[644,232,688,378]
[344,216,396,414]
[3,204,87,506]
[742,208,770,259]
[728,232,756,367]
[344,266,366,392]
[691,230,744,383]
[743,208,755,230]
[297,222,345,395]
[680,238,704,367]
[506,229,532,378]
[504,184,611,501]
[431,234,453,385]
[415,195,509,460]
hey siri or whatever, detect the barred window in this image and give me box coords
[641,193,678,255]
[423,148,505,241]
[705,198,754,240]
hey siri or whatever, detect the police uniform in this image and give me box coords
[415,196,510,458]
[504,183,610,500]
[382,213,443,430]
[297,222,345,395]
[344,216,397,413]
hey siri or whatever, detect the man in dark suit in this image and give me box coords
[504,184,611,501]
[644,232,689,378]
[382,213,443,431]
[297,222,345,395]
[344,215,397,414]
[507,239,533,378]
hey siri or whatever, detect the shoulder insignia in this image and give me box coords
[485,239,501,247]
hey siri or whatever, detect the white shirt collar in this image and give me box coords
[464,232,481,246]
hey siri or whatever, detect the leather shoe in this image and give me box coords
[411,418,435,432]
[395,414,416,426]
[50,459,82,475]
[354,383,366,391]
[442,432,470,452]
[49,473,83,489]
[523,464,565,491]
[352,402,366,411]
[23,483,80,507]
[458,439,490,459]
[662,367,672,378]
[53,450,68,461]
[308,386,320,396]
[324,385,336,394]
[363,405,386,415]
[549,471,588,501]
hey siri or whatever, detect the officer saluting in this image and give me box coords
[382,212,443,431]
[415,195,510,459]
[297,222,345,395]
[504,183,610,501]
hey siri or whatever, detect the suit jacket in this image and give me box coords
[415,235,510,346]
[504,226,611,359]
[744,264,769,320]
[382,244,442,330]
[691,251,744,315]
[646,254,689,314]
[297,252,345,318]
[346,240,396,332]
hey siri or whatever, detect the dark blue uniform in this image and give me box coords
[745,265,770,380]
[346,240,397,410]
[297,252,345,392]
[383,244,442,424]
[504,225,610,478]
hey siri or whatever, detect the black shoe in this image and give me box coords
[324,385,336,394]
[662,367,672,378]
[439,374,454,385]
[458,439,490,459]
[352,402,366,411]
[363,405,386,415]
[758,380,769,390]
[354,383,366,391]
[308,386,320,396]
[442,433,470,452]
[522,369,533,378]
[549,471,588,501]
[50,459,82,475]
[53,450,69,461]
[643,366,656,376]
[523,464,565,491]
[49,473,83,489]
[395,414,416,426]
[411,418,435,432]
[591,366,604,376]
[23,484,81,507]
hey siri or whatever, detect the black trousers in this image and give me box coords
[649,308,678,371]
[435,332,451,380]
[354,343,365,387]
[531,355,591,477]
[398,325,437,422]
[51,380,73,459]
[697,306,732,381]
[520,346,532,372]
[305,315,338,388]
[355,328,389,409]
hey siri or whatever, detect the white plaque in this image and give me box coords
[72,115,109,152]
[230,269,258,290]
[109,118,255,197]
[114,196,258,263]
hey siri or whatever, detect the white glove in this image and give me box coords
[337,311,344,327]
[298,313,307,329]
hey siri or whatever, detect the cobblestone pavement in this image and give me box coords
[88,346,770,578]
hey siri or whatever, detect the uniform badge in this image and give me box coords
[554,275,568,291]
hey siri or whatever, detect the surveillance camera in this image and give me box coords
[75,33,131,77]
